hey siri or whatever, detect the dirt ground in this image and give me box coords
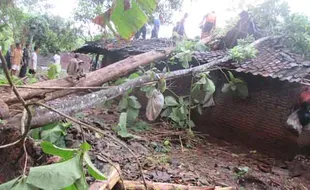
[63,106,310,190]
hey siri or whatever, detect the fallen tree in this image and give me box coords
[7,56,231,128]
[7,36,278,128]
[0,48,174,104]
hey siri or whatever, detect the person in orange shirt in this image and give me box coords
[11,43,23,76]
[200,11,217,39]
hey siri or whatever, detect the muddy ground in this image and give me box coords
[62,105,310,190]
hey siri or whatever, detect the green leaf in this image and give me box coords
[47,64,61,79]
[73,178,89,190]
[62,177,89,190]
[127,96,141,109]
[205,78,216,93]
[161,107,172,118]
[188,120,196,128]
[107,0,151,39]
[80,142,92,152]
[169,107,182,123]
[11,179,37,190]
[196,77,207,85]
[236,83,249,98]
[0,177,20,190]
[41,124,66,144]
[83,152,107,180]
[41,141,77,160]
[194,42,208,52]
[228,71,235,81]
[165,96,179,107]
[130,121,151,132]
[127,107,139,125]
[27,156,83,189]
[128,72,140,79]
[141,85,156,98]
[118,96,128,111]
[158,78,166,93]
[222,83,231,93]
[28,77,38,84]
[197,105,203,115]
[118,112,127,132]
[29,128,41,140]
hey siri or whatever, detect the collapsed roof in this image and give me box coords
[74,38,174,55]
[73,10,310,85]
[195,38,310,84]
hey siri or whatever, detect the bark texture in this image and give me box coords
[1,48,173,104]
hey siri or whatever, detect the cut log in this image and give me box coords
[0,48,174,104]
[89,164,121,190]
[113,180,235,190]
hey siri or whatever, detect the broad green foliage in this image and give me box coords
[229,36,258,62]
[27,155,83,189]
[0,3,82,53]
[47,63,62,79]
[110,0,156,39]
[191,73,216,108]
[161,96,195,129]
[0,74,23,85]
[282,13,310,56]
[222,71,249,98]
[171,40,209,69]
[0,142,106,190]
[115,112,138,138]
[119,94,141,125]
[232,0,310,55]
[30,122,72,147]
[92,0,157,40]
[248,0,290,35]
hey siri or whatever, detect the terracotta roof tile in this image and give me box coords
[193,38,310,84]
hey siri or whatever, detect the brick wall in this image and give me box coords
[172,71,306,159]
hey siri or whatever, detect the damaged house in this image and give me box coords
[74,17,310,159]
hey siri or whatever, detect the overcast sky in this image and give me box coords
[48,0,310,39]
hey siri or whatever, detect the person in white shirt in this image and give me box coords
[52,50,61,64]
[29,46,39,75]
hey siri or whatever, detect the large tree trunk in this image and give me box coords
[1,48,173,104]
[7,56,231,128]
[5,36,276,128]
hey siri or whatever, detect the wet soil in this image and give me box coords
[66,106,310,190]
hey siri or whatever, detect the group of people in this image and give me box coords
[4,43,40,77]
[134,11,217,40]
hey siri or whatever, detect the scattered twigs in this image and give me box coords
[0,51,32,149]
[98,153,125,189]
[106,135,148,190]
[179,135,184,152]
[89,163,122,190]
[22,137,28,177]
[30,102,105,135]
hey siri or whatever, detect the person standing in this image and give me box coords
[19,43,31,78]
[134,24,147,40]
[67,54,80,76]
[11,43,23,76]
[5,44,14,70]
[52,50,61,65]
[29,46,39,75]
[200,11,217,39]
[151,15,161,39]
[175,13,188,37]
